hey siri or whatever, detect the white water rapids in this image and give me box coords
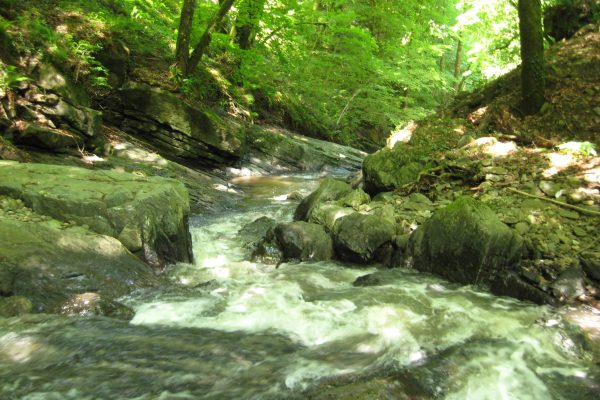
[0,173,598,399]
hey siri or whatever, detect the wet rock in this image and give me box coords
[274,222,333,262]
[243,125,365,174]
[251,228,284,265]
[491,272,556,305]
[0,161,193,267]
[238,216,278,253]
[294,178,352,221]
[551,267,587,303]
[59,292,134,320]
[106,84,245,169]
[0,296,33,317]
[0,216,159,313]
[333,212,396,264]
[581,252,600,282]
[13,122,83,151]
[337,189,370,209]
[362,144,428,195]
[353,273,384,287]
[287,191,303,201]
[408,196,523,286]
[308,203,354,232]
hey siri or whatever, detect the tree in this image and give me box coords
[175,0,198,74]
[176,0,237,76]
[232,0,266,50]
[518,0,545,115]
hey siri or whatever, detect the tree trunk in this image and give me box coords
[175,0,198,74]
[453,38,463,93]
[518,0,545,115]
[186,0,236,75]
[233,0,266,50]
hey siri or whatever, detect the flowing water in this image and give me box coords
[1,173,599,399]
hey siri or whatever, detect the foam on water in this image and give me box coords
[127,189,598,398]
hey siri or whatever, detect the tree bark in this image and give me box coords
[175,0,198,74]
[453,38,463,93]
[233,0,266,50]
[518,0,545,115]
[186,0,237,75]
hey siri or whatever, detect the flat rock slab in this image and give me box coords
[0,216,159,312]
[0,161,193,267]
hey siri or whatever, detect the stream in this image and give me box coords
[1,172,599,399]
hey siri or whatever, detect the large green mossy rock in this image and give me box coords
[107,84,245,168]
[333,212,396,264]
[0,217,159,313]
[408,196,523,286]
[362,144,429,195]
[0,161,193,267]
[274,222,334,262]
[294,178,352,221]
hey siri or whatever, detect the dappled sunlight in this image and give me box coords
[113,142,168,166]
[0,333,50,364]
[485,141,518,157]
[387,122,418,148]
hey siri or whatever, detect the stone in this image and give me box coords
[59,292,134,320]
[408,197,523,286]
[243,125,365,174]
[337,189,370,209]
[581,252,600,282]
[308,203,354,232]
[107,84,246,169]
[539,180,561,197]
[551,267,587,303]
[491,272,556,305]
[294,178,352,221]
[362,144,429,194]
[333,212,396,264]
[353,273,384,287]
[13,122,83,151]
[274,222,333,262]
[251,228,283,265]
[238,216,278,255]
[0,296,33,317]
[0,161,193,267]
[0,216,159,313]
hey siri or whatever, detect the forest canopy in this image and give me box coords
[0,0,593,148]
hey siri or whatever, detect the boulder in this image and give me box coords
[243,125,365,174]
[294,178,352,221]
[105,84,245,169]
[59,292,134,320]
[251,228,284,265]
[491,272,556,305]
[238,216,277,255]
[274,222,333,262]
[308,203,354,232]
[408,196,523,286]
[362,144,429,194]
[13,122,83,151]
[0,216,159,313]
[0,296,33,317]
[0,161,193,267]
[333,212,396,264]
[337,188,371,209]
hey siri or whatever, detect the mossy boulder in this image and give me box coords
[0,161,193,267]
[333,212,396,264]
[408,196,523,286]
[0,216,159,313]
[0,296,33,317]
[294,178,352,221]
[106,84,245,168]
[274,222,334,262]
[362,144,429,195]
[308,203,354,232]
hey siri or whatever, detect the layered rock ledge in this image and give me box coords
[0,161,193,267]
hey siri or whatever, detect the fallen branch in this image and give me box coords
[507,187,600,216]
